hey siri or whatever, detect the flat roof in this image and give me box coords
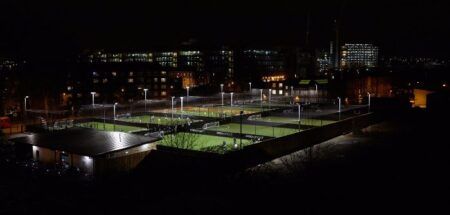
[10,128,159,157]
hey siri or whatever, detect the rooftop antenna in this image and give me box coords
[335,0,347,80]
[305,10,311,47]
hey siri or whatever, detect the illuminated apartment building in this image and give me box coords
[340,44,379,68]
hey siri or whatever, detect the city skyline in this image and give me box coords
[1,0,450,59]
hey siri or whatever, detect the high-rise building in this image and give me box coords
[0,58,19,115]
[340,44,379,69]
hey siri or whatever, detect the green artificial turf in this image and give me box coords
[117,115,189,125]
[254,116,336,127]
[77,122,147,133]
[158,132,251,152]
[206,123,299,138]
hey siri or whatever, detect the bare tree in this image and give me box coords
[160,131,201,150]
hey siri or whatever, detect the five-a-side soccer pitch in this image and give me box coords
[152,105,271,118]
[205,123,299,138]
[157,132,252,151]
[76,122,147,133]
[250,116,336,127]
[116,115,191,125]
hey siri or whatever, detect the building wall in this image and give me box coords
[71,154,94,174]
[32,146,56,164]
[413,89,433,109]
[31,146,94,174]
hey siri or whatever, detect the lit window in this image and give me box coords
[128,78,134,83]
[272,90,276,95]
[161,78,166,83]
[111,72,117,77]
[279,90,283,95]
[272,83,277,88]
[161,91,167,96]
[279,83,283,88]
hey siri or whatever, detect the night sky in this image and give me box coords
[1,0,449,60]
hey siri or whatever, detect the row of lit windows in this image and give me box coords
[93,77,167,84]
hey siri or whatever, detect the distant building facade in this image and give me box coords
[340,44,379,69]
[0,58,19,116]
[72,47,318,104]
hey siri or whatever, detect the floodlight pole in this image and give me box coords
[249,82,252,102]
[230,92,234,107]
[220,84,224,93]
[338,97,341,120]
[315,84,319,103]
[91,92,96,108]
[113,103,118,120]
[144,88,148,113]
[240,111,243,149]
[24,96,29,122]
[186,86,190,105]
[180,97,184,117]
[171,96,175,120]
[221,92,225,106]
[259,89,263,109]
[269,89,272,109]
[24,96,29,111]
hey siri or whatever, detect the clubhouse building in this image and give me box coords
[10,128,160,176]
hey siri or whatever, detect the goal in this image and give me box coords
[248,114,262,121]
[202,121,220,129]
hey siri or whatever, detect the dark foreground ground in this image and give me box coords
[1,109,449,215]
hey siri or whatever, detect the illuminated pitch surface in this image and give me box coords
[117,115,189,125]
[152,106,271,118]
[206,123,299,138]
[253,116,336,127]
[158,132,251,151]
[77,122,147,133]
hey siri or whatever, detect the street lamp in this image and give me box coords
[290,86,294,96]
[249,82,252,93]
[221,92,225,106]
[230,92,234,107]
[367,92,371,112]
[298,103,301,131]
[90,92,96,108]
[143,88,148,112]
[186,86,190,105]
[113,102,118,119]
[113,102,118,131]
[24,96,29,111]
[337,97,341,113]
[239,111,243,149]
[337,97,341,120]
[260,89,263,108]
[269,89,272,109]
[220,84,224,93]
[171,96,175,120]
[315,84,318,104]
[180,97,184,114]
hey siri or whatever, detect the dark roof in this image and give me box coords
[10,128,159,157]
